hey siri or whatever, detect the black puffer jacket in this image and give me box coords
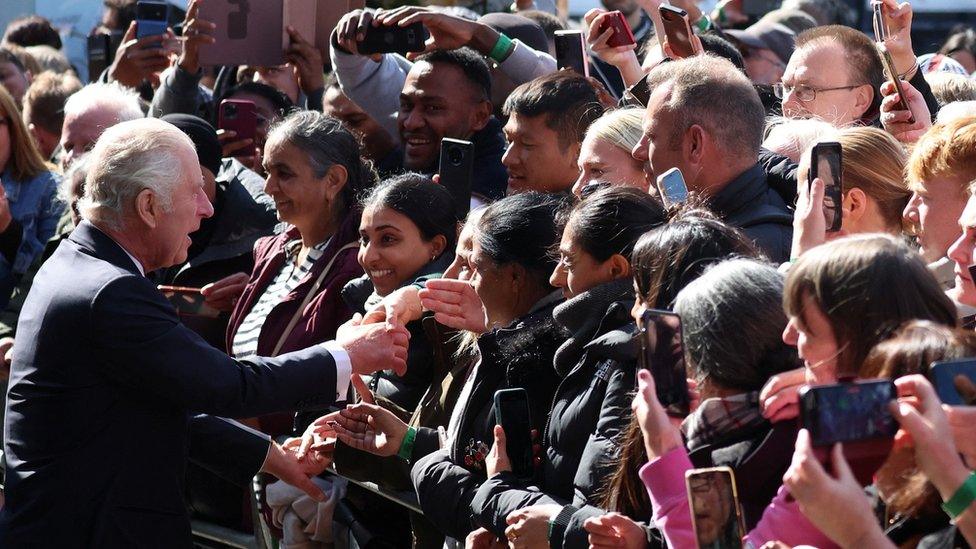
[469,279,639,546]
[410,293,566,539]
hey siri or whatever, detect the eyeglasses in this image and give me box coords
[772,83,861,102]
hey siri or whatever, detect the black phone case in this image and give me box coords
[554,32,588,77]
[810,142,843,233]
[438,138,474,222]
[639,309,690,417]
[493,389,534,481]
[357,23,427,55]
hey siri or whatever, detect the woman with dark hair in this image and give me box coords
[0,84,60,309]
[342,172,457,411]
[310,192,568,545]
[467,187,668,547]
[224,110,374,432]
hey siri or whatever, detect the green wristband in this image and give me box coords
[696,14,712,33]
[942,471,976,520]
[489,33,514,63]
[397,426,417,461]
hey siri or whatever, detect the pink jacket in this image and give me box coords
[639,447,839,548]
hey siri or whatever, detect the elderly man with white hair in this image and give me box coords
[58,82,144,170]
[0,118,410,547]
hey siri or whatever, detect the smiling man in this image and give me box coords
[0,118,411,547]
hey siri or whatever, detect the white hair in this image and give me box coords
[78,118,194,231]
[63,82,143,124]
[762,116,837,163]
[936,101,976,125]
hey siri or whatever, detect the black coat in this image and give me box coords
[0,222,341,548]
[709,163,794,263]
[469,298,638,545]
[410,296,566,539]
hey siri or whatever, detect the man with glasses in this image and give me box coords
[776,25,884,127]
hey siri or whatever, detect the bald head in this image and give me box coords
[60,83,144,170]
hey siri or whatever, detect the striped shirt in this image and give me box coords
[231,238,331,358]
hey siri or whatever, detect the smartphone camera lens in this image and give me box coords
[448,146,463,167]
[224,103,238,118]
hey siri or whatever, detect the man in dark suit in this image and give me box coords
[0,118,409,547]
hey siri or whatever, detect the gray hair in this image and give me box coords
[674,258,798,392]
[63,82,143,124]
[266,110,376,207]
[762,116,837,163]
[645,55,765,161]
[78,118,194,231]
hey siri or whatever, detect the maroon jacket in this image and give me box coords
[226,210,363,359]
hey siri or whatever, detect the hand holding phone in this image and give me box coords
[356,22,428,55]
[685,467,745,549]
[596,11,636,48]
[438,138,474,222]
[931,359,976,405]
[659,5,701,59]
[809,142,843,233]
[656,167,689,208]
[877,44,915,125]
[218,99,258,144]
[136,1,170,41]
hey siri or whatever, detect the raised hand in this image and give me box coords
[584,9,642,87]
[790,177,832,259]
[419,278,489,333]
[376,8,500,60]
[759,367,805,422]
[285,25,325,95]
[201,272,249,312]
[876,0,916,74]
[336,314,410,376]
[109,21,175,88]
[177,0,216,74]
[879,79,931,145]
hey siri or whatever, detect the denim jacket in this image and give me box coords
[0,169,62,308]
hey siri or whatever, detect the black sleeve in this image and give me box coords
[0,219,23,265]
[909,67,940,122]
[411,448,501,539]
[188,414,271,487]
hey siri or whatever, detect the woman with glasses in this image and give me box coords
[0,84,61,309]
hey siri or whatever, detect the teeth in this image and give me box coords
[370,269,392,277]
[407,138,430,145]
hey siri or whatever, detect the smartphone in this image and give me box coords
[810,142,843,233]
[639,309,690,417]
[493,388,534,481]
[871,1,888,43]
[656,167,689,208]
[357,22,428,55]
[218,99,258,144]
[438,138,474,222]
[554,30,589,78]
[660,5,697,59]
[931,359,976,406]
[685,467,745,549]
[87,33,112,81]
[598,11,636,48]
[624,72,651,107]
[800,380,898,447]
[136,1,170,41]
[158,285,220,319]
[878,44,916,125]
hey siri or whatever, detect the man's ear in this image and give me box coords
[686,124,706,166]
[134,188,159,229]
[853,84,874,119]
[470,99,492,133]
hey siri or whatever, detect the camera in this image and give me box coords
[447,145,464,167]
[223,103,238,118]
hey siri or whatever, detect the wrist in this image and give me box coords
[617,55,644,87]
[397,425,417,461]
[891,50,917,77]
[178,55,200,75]
[940,470,976,520]
[843,523,890,549]
[472,24,501,56]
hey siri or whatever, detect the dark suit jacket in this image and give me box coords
[0,222,340,548]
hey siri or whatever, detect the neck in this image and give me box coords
[99,222,155,273]
[697,380,742,401]
[696,160,757,197]
[499,284,551,327]
[296,208,342,249]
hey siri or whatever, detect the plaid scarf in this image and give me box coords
[681,391,767,452]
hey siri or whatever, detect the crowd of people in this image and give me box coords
[0,0,975,547]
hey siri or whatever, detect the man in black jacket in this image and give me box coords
[634,56,793,262]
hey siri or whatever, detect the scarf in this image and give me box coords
[552,278,635,375]
[681,391,767,452]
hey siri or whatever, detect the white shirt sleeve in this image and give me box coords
[321,341,352,401]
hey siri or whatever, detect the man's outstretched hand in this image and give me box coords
[336,313,410,376]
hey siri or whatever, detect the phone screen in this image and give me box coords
[625,72,652,107]
[810,142,843,232]
[493,389,534,480]
[931,359,976,406]
[639,309,689,417]
[554,30,589,77]
[801,380,898,447]
[656,167,689,208]
[686,468,744,549]
[660,6,695,59]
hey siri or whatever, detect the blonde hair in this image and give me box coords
[907,116,976,194]
[0,84,50,181]
[584,108,644,154]
[924,72,976,107]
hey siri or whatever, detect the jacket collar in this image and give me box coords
[708,163,766,220]
[68,221,145,277]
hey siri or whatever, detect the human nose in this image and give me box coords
[401,106,425,131]
[782,318,799,347]
[632,135,648,162]
[549,261,567,288]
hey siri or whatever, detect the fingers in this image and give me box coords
[829,440,856,482]
[351,373,375,404]
[185,0,200,20]
[895,374,938,413]
[493,424,508,457]
[294,472,326,502]
[583,7,607,26]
